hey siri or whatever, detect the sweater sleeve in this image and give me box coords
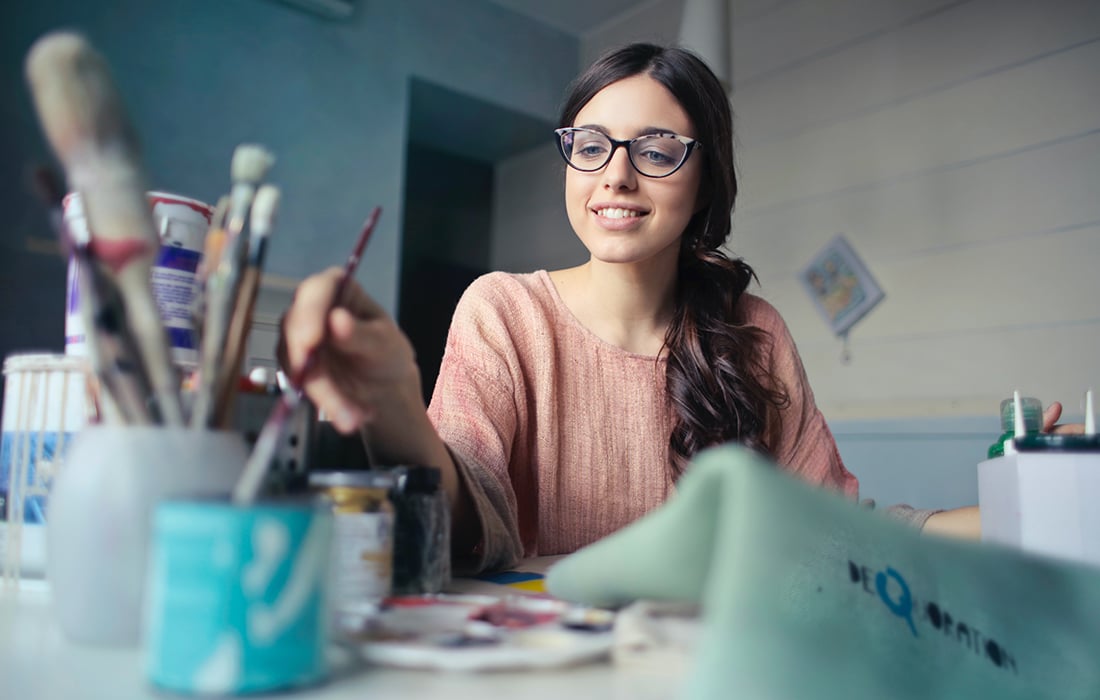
[884,504,942,530]
[427,276,526,575]
[752,298,859,498]
[862,498,942,531]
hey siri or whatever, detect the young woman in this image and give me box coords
[281,43,1070,572]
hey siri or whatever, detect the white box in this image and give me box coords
[978,452,1100,566]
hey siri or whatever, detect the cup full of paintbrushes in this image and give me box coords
[25,34,340,677]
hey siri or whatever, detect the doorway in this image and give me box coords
[399,79,554,403]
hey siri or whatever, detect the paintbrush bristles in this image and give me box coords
[25,33,156,248]
[249,185,280,238]
[232,145,275,184]
[25,34,140,174]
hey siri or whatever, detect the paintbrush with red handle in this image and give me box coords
[232,206,381,504]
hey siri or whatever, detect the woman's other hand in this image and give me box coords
[1041,401,1085,435]
[280,266,423,434]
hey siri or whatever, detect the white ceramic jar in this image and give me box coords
[47,426,247,646]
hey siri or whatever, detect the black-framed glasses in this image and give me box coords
[554,127,702,178]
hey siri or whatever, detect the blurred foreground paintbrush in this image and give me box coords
[232,206,382,505]
[25,32,183,424]
[32,166,156,423]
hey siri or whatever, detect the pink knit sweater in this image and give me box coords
[428,270,858,573]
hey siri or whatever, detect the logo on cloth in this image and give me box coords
[847,560,1017,674]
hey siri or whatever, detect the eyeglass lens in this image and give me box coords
[561,130,690,177]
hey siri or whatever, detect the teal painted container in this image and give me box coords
[144,500,333,695]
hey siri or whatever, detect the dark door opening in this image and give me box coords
[398,79,554,404]
[399,144,492,404]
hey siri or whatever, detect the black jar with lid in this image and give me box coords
[390,465,451,595]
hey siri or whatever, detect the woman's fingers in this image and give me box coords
[1040,400,1085,435]
[282,267,345,373]
[1041,402,1063,432]
[282,268,388,370]
[302,370,372,433]
[279,267,421,435]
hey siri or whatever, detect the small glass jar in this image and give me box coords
[987,396,1043,458]
[310,470,395,614]
[390,465,451,595]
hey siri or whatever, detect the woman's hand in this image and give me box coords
[280,266,423,434]
[1041,401,1085,435]
[281,268,473,535]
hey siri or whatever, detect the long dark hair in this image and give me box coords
[558,43,789,477]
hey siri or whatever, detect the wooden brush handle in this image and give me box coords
[211,266,263,429]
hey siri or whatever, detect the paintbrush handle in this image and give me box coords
[290,206,381,388]
[232,207,381,505]
[211,266,263,428]
[233,391,300,504]
[73,254,157,424]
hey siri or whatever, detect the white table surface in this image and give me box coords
[0,579,687,700]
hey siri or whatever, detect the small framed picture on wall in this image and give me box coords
[800,234,885,337]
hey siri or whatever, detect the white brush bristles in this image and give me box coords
[1086,389,1095,436]
[25,32,156,248]
[231,144,275,184]
[1013,391,1025,437]
[26,33,136,166]
[249,185,281,238]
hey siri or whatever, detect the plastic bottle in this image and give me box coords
[987,395,1043,458]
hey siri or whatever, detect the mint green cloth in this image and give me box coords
[546,445,1100,699]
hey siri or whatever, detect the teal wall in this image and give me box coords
[0,0,578,369]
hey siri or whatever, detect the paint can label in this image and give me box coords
[146,501,332,694]
[330,511,395,613]
[63,191,213,368]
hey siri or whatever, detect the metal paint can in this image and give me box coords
[310,470,395,614]
[145,499,333,694]
[63,191,213,369]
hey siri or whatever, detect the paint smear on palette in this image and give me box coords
[475,570,546,593]
[360,595,613,672]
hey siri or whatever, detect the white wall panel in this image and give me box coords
[734,0,964,85]
[738,39,1100,212]
[735,0,1100,141]
[734,130,1100,270]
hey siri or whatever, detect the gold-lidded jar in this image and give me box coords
[310,470,396,615]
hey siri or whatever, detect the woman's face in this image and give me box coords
[565,73,703,269]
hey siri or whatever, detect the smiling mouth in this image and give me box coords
[593,207,646,219]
